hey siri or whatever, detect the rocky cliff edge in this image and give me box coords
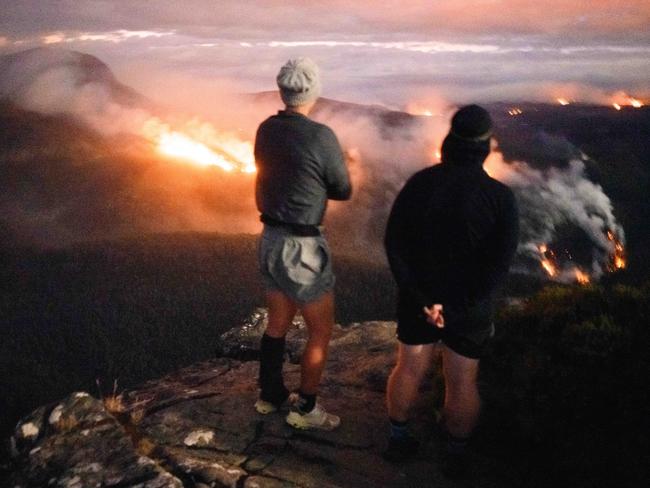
[6,310,509,488]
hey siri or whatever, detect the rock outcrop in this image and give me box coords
[7,310,508,487]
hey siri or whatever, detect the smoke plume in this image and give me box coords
[485,151,624,279]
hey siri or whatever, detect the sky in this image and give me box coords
[1,0,649,108]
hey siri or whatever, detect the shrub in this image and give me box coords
[483,284,650,486]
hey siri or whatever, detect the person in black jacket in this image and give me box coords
[254,58,351,431]
[383,105,519,472]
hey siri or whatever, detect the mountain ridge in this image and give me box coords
[0,47,148,110]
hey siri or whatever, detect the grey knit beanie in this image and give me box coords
[276,58,321,107]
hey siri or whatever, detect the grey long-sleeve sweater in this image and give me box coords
[255,111,352,225]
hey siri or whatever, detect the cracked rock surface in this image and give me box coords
[7,310,511,487]
[9,392,183,487]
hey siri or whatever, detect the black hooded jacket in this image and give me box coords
[384,133,519,310]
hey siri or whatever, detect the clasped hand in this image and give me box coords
[423,303,444,328]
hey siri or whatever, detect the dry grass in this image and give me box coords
[136,437,157,457]
[129,408,146,425]
[99,379,126,415]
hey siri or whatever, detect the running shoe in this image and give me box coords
[254,392,298,415]
[285,403,340,431]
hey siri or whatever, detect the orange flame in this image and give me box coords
[574,269,590,285]
[541,259,557,277]
[539,244,558,277]
[607,230,626,270]
[406,103,441,117]
[610,92,644,110]
[537,231,626,283]
[158,132,235,171]
[557,98,570,106]
[142,118,255,173]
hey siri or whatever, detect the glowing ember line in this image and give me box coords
[607,230,626,270]
[538,243,560,278]
[158,132,235,171]
[536,230,626,283]
[541,259,557,277]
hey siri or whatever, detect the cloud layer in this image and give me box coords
[0,1,648,106]
[2,1,649,39]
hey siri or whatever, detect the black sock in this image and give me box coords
[259,334,288,404]
[389,417,410,440]
[389,417,408,427]
[297,391,316,413]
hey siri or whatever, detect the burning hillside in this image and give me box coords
[536,229,626,286]
[553,90,645,110]
[0,47,638,285]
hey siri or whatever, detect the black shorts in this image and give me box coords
[396,292,495,359]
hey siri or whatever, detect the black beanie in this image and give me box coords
[450,104,493,141]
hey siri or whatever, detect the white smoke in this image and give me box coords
[307,101,451,254]
[485,151,624,279]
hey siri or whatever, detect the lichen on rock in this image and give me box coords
[183,429,215,447]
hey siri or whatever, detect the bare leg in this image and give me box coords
[441,345,480,438]
[386,343,437,422]
[265,290,298,338]
[298,290,335,395]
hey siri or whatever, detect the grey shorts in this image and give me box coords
[258,225,335,304]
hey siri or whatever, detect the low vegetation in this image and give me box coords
[482,284,650,486]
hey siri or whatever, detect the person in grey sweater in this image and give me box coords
[254,58,351,430]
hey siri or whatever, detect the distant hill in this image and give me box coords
[0,47,149,111]
[251,90,424,129]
